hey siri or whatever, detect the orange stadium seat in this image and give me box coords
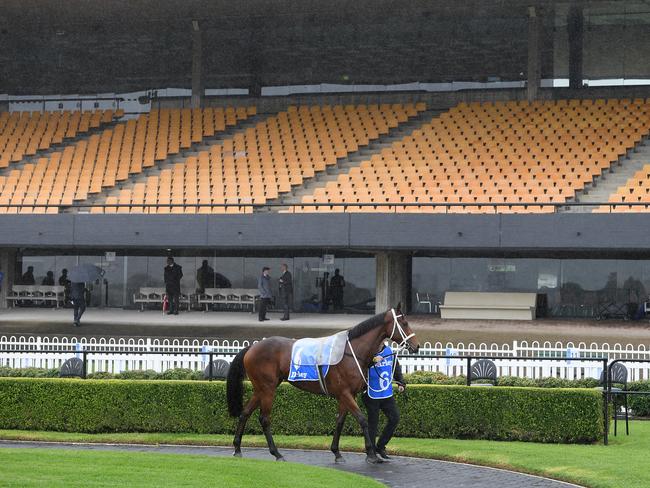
[296,98,650,213]
[0,106,255,214]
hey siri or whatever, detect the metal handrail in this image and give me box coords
[0,201,644,212]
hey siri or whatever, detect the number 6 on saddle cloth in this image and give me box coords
[288,330,349,395]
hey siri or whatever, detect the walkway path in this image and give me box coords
[0,441,579,488]
[2,308,650,345]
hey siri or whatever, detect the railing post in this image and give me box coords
[466,356,472,386]
[603,358,609,445]
[209,351,214,382]
[82,351,87,379]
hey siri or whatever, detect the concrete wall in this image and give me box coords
[553,15,650,80]
[0,0,552,95]
[154,85,650,116]
[1,213,650,256]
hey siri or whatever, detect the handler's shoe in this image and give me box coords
[377,448,391,460]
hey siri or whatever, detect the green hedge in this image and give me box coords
[0,378,603,443]
[627,381,650,416]
[404,371,601,388]
[0,367,603,389]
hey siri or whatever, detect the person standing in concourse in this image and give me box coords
[164,256,183,315]
[258,267,272,322]
[278,263,293,321]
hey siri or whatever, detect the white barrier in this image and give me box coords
[1,336,650,380]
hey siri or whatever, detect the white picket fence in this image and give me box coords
[2,335,650,380]
[0,336,249,375]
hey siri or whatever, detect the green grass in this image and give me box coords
[0,447,383,488]
[1,424,648,488]
[0,421,650,488]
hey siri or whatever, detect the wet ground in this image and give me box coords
[0,440,580,488]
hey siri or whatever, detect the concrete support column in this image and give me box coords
[527,6,541,101]
[191,20,204,109]
[375,252,411,314]
[0,249,16,309]
[567,5,584,90]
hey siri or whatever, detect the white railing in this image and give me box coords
[0,336,251,375]
[398,340,650,381]
[2,336,650,380]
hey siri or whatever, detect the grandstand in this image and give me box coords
[1,0,650,318]
[2,99,649,215]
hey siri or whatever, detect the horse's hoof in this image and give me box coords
[335,456,346,464]
[233,450,242,458]
[366,455,383,464]
[276,456,286,462]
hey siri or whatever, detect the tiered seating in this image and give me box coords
[0,107,255,213]
[596,163,650,213]
[111,103,426,213]
[298,98,650,213]
[0,109,121,168]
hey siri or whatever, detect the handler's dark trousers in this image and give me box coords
[258,297,271,321]
[72,298,86,324]
[280,292,292,319]
[362,393,400,450]
[167,292,180,313]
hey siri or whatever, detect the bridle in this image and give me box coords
[347,308,416,390]
[390,308,416,352]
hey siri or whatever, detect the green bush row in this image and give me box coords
[0,367,603,389]
[404,370,601,388]
[626,381,650,416]
[0,378,603,443]
[0,367,202,381]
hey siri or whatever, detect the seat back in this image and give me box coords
[470,359,497,384]
[60,357,84,378]
[600,363,628,387]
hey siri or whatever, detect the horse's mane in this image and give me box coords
[347,312,387,339]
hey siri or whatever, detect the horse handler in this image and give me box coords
[362,341,406,461]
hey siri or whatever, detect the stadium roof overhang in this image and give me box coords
[1,0,646,95]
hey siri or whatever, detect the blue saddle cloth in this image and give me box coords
[288,332,345,382]
[288,363,330,382]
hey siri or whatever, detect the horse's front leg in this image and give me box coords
[331,404,348,463]
[339,391,382,464]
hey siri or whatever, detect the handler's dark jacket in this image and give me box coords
[164,263,183,295]
[279,270,293,296]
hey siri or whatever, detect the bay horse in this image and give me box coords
[226,304,419,464]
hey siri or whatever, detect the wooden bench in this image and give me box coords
[133,287,191,311]
[198,288,259,312]
[7,285,65,308]
[439,292,537,320]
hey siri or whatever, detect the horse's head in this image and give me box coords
[386,303,419,354]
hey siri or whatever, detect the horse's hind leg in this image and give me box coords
[233,393,259,457]
[259,390,284,461]
[330,405,348,463]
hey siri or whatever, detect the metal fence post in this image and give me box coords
[603,358,609,445]
[466,356,472,386]
[209,351,214,381]
[82,351,87,379]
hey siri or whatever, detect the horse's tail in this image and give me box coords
[226,346,250,418]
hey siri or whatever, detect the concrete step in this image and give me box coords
[568,133,650,210]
